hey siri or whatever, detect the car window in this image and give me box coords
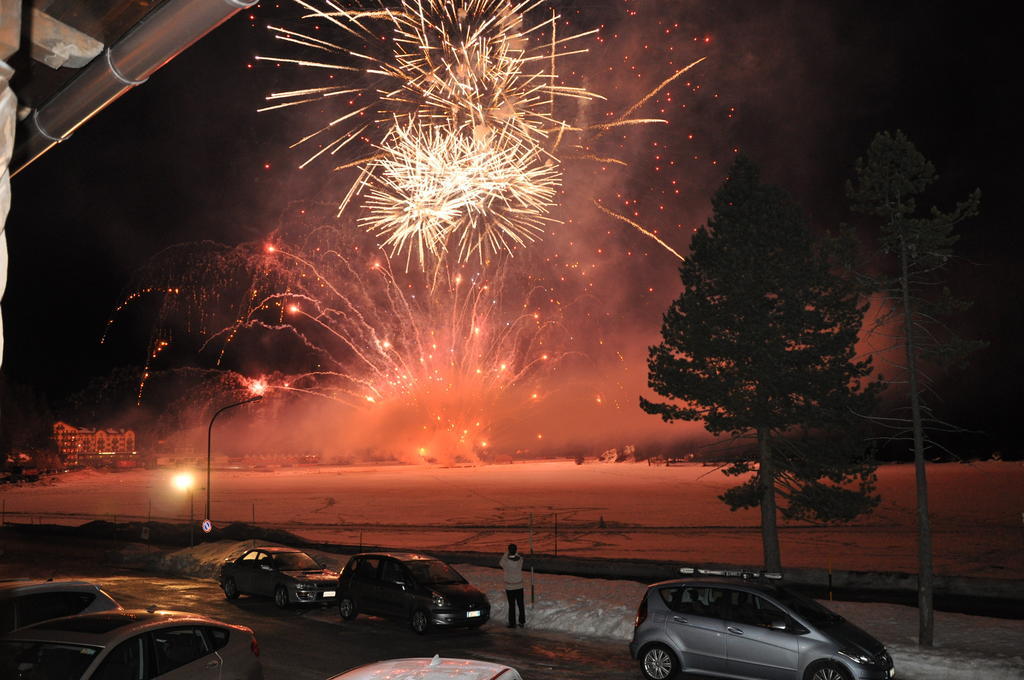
[660,586,715,615]
[0,640,100,679]
[405,560,466,585]
[240,551,260,562]
[16,591,97,628]
[355,558,381,580]
[730,593,787,627]
[204,626,230,652]
[152,626,211,675]
[66,591,99,612]
[380,559,406,584]
[274,552,319,571]
[771,586,845,627]
[92,634,146,680]
[704,587,734,619]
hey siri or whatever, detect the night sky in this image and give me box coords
[2,0,1018,457]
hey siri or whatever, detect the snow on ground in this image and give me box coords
[5,461,1023,578]
[117,540,1024,680]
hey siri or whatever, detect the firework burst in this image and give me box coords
[259,0,702,266]
[361,119,561,266]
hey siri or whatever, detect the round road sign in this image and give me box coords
[201,519,212,534]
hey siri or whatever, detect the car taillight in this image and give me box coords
[635,596,648,627]
[250,635,260,657]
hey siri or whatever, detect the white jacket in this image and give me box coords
[499,552,524,589]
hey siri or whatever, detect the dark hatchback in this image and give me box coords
[337,552,490,634]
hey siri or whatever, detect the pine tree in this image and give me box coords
[642,156,880,572]
[847,130,981,647]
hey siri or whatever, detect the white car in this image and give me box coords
[0,579,122,632]
[327,655,523,679]
[0,609,263,679]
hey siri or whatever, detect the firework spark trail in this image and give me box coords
[592,57,707,140]
[261,0,702,266]
[593,200,686,262]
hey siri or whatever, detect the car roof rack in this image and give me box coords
[679,566,783,581]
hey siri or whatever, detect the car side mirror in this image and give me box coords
[260,564,274,571]
[395,579,407,590]
[769,617,787,631]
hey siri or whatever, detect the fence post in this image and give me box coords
[553,512,557,557]
[529,512,533,555]
[828,558,833,600]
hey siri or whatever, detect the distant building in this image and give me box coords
[52,422,137,468]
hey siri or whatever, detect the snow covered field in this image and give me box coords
[117,540,1024,680]
[3,460,1022,577]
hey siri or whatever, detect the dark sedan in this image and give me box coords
[337,552,490,634]
[220,546,339,608]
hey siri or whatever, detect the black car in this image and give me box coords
[337,552,490,634]
[220,546,339,608]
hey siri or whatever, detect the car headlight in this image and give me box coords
[431,591,448,607]
[838,649,872,665]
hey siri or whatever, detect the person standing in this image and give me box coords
[499,543,525,628]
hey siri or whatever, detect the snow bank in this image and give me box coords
[112,539,251,579]
[115,541,1024,680]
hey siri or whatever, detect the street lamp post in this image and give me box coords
[206,395,263,525]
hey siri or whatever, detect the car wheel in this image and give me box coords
[806,661,852,680]
[410,609,430,635]
[274,585,290,609]
[222,577,240,600]
[338,596,358,621]
[640,643,679,680]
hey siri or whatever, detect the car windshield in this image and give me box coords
[406,560,467,585]
[0,640,100,679]
[771,587,845,626]
[274,552,320,570]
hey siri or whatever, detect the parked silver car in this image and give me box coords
[0,609,263,679]
[0,579,122,633]
[220,546,339,608]
[325,655,522,679]
[629,577,894,680]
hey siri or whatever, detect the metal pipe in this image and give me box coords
[12,0,257,176]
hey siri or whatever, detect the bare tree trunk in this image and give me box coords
[900,238,934,647]
[758,428,781,573]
